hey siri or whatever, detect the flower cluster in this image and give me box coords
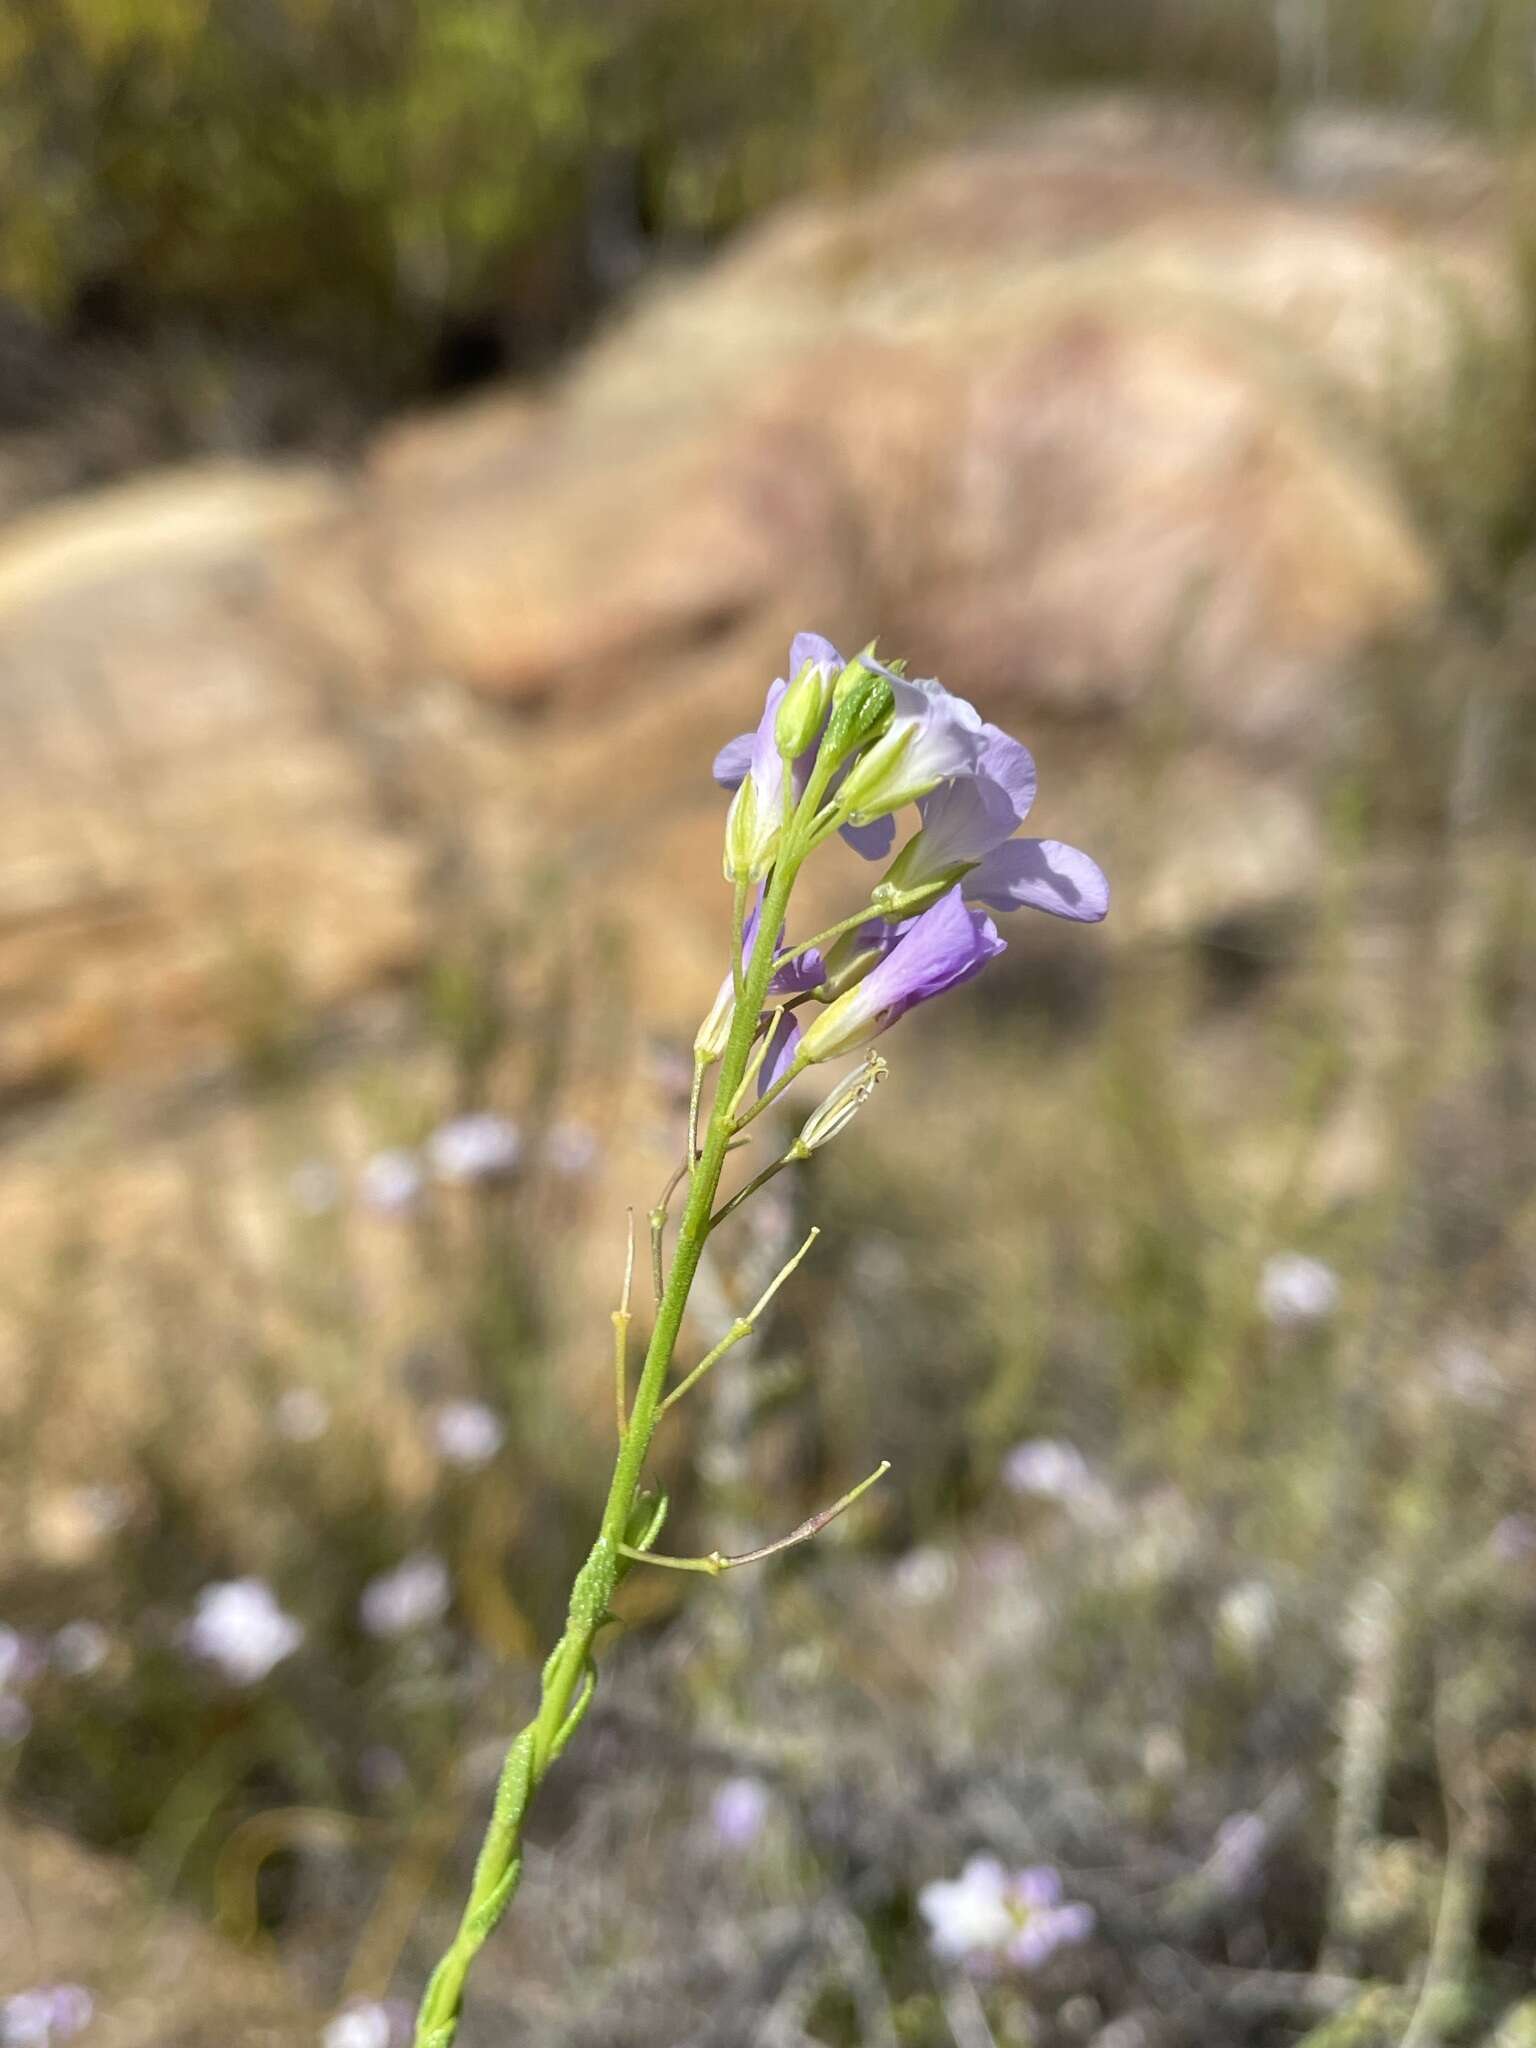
[918,1856,1096,1974]
[709,635,1106,1097]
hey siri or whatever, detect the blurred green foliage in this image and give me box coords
[9,0,1536,402]
[0,0,958,389]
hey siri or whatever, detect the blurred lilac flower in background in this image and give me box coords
[1002,1438,1115,1527]
[545,1121,599,1176]
[891,1545,957,1605]
[710,1775,771,1850]
[1492,1515,1536,1563]
[0,1695,31,1746]
[919,1856,1095,1974]
[433,1400,505,1468]
[50,1620,109,1678]
[274,1386,331,1443]
[185,1579,303,1684]
[289,1160,341,1216]
[360,1148,424,1214]
[1,1986,93,2047]
[360,1554,451,1637]
[428,1114,522,1185]
[1259,1252,1340,1327]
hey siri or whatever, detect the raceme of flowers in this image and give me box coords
[708,634,1107,1091]
[411,635,1106,2048]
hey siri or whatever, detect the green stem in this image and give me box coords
[775,905,874,967]
[413,843,804,2048]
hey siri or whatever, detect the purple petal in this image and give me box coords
[713,732,754,791]
[967,839,1109,922]
[788,632,843,677]
[913,776,1022,869]
[840,814,897,861]
[976,723,1037,821]
[1012,1867,1064,1912]
[856,886,1005,1028]
[759,1012,803,1094]
[770,945,825,997]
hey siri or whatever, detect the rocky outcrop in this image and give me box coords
[0,98,1527,1101]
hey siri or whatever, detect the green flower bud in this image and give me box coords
[819,668,895,778]
[723,777,778,883]
[775,654,837,761]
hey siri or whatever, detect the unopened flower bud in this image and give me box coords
[694,978,735,1064]
[775,652,837,761]
[794,1054,887,1155]
[819,667,895,777]
[723,776,778,882]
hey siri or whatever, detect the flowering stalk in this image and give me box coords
[414,802,812,2047]
[414,633,1106,2043]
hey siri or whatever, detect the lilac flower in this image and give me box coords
[185,1580,303,1685]
[798,888,1005,1065]
[835,672,987,831]
[360,1554,451,1637]
[429,1114,522,1184]
[873,714,1106,922]
[434,1400,505,1468]
[918,1856,1095,1975]
[359,1148,424,1214]
[0,1695,31,1746]
[711,1775,771,1849]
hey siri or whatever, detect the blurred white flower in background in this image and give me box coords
[919,1855,1095,1973]
[184,1579,303,1684]
[545,1121,599,1176]
[1258,1252,1339,1327]
[710,1775,771,1849]
[433,1400,505,1468]
[274,1387,331,1443]
[289,1160,341,1216]
[322,2000,405,2048]
[891,1545,957,1605]
[51,1621,110,1678]
[359,1149,424,1215]
[1,1985,93,2046]
[1002,1438,1116,1526]
[0,1696,32,1746]
[360,1554,451,1637]
[428,1114,521,1184]
[1217,1578,1279,1656]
